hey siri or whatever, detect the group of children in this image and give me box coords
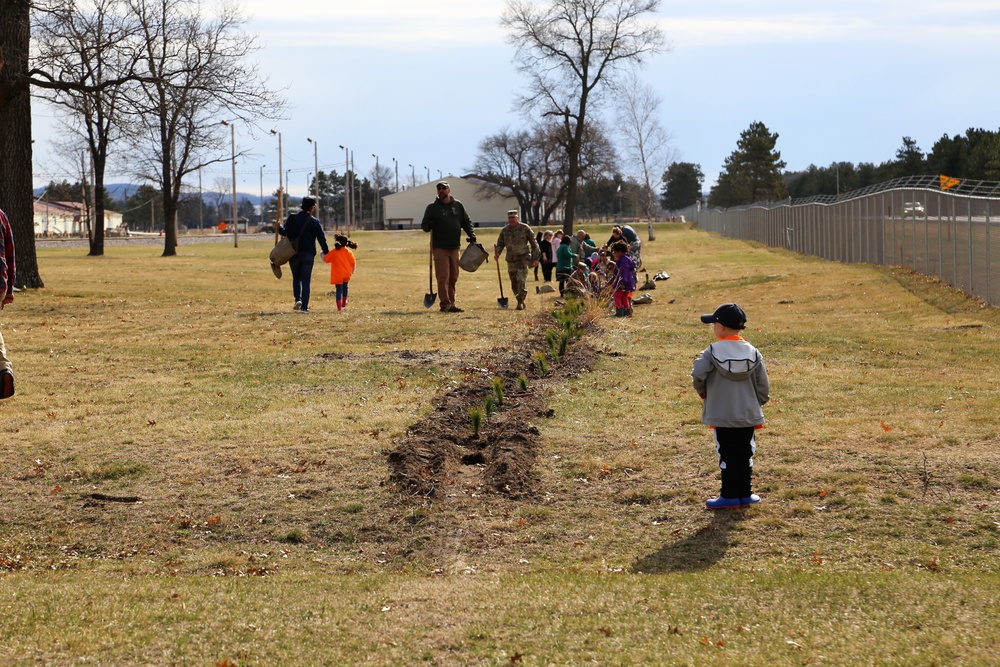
[536,227,638,317]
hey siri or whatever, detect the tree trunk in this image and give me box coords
[88,152,108,256]
[161,193,178,256]
[0,0,44,288]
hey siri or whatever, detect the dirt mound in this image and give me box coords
[387,312,597,499]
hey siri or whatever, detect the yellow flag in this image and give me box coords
[940,175,961,190]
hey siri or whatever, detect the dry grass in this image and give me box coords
[1,225,999,665]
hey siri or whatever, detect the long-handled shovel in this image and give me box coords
[494,245,509,309]
[423,240,437,308]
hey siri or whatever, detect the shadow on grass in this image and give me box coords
[632,511,746,573]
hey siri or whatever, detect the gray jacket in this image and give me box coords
[691,338,770,428]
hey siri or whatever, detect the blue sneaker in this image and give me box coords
[740,494,761,506]
[705,496,741,510]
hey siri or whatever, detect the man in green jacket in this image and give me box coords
[422,181,477,313]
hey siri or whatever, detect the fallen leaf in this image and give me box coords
[880,422,893,432]
[50,484,62,495]
[818,489,827,499]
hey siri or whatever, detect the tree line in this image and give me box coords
[659,124,1000,212]
[37,166,393,233]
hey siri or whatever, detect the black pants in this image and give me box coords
[556,270,571,296]
[290,253,316,310]
[541,262,555,282]
[714,427,756,499]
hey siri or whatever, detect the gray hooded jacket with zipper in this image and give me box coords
[691,338,770,428]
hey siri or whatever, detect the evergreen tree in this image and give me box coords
[709,121,787,207]
[660,162,703,210]
[894,136,925,177]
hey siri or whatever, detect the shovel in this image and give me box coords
[494,245,509,309]
[423,240,437,308]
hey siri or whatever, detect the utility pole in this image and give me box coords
[221,120,238,247]
[308,137,320,226]
[270,130,283,243]
[339,144,351,231]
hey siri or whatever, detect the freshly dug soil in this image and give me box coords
[386,312,598,500]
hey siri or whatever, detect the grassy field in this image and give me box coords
[1,224,998,665]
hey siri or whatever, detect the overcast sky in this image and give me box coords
[31,0,1000,197]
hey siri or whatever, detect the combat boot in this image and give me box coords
[516,299,525,310]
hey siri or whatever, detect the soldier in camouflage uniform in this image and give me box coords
[494,210,540,310]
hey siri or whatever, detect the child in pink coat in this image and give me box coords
[323,235,357,311]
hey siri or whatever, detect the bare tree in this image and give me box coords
[125,0,284,256]
[501,0,664,235]
[34,0,142,256]
[473,127,557,226]
[2,0,57,287]
[615,72,675,239]
[473,120,617,228]
[210,176,231,223]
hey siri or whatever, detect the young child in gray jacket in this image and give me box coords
[691,303,770,509]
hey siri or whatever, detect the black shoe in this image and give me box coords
[0,370,13,400]
[299,308,311,314]
[449,306,464,313]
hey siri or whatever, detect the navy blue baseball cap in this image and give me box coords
[700,303,747,329]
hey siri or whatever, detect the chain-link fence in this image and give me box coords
[683,175,1000,307]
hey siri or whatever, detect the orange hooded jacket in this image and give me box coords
[323,246,356,284]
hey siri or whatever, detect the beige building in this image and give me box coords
[34,200,124,236]
[381,175,519,231]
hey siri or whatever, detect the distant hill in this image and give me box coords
[34,182,276,206]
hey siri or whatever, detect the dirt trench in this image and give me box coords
[386,312,598,501]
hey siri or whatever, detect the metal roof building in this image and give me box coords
[381,175,518,230]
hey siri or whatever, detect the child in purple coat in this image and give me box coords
[610,240,636,317]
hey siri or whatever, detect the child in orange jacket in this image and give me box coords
[323,235,357,311]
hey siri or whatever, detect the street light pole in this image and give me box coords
[351,150,358,231]
[371,153,380,224]
[259,164,265,230]
[307,137,320,226]
[221,120,238,247]
[198,167,203,230]
[392,157,399,193]
[408,163,415,189]
[425,166,430,184]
